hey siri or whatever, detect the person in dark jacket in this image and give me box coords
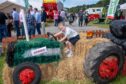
[68,13,74,25]
[0,11,7,42]
[78,10,83,27]
[26,9,35,37]
[41,7,47,34]
[7,13,13,37]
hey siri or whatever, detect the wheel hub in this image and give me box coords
[99,56,119,80]
[19,68,35,84]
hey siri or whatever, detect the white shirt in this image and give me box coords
[19,11,23,22]
[30,10,35,16]
[61,27,78,39]
[60,11,65,18]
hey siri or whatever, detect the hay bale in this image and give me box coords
[56,38,110,81]
[2,64,13,84]
[39,63,59,80]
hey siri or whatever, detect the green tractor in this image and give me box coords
[7,32,63,84]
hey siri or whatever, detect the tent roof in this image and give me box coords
[120,3,126,10]
[0,0,25,13]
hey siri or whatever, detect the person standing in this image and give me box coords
[19,10,25,37]
[0,11,7,42]
[29,5,35,16]
[7,13,13,37]
[26,9,35,37]
[68,13,74,25]
[41,7,47,34]
[29,5,35,35]
[78,10,83,27]
[58,11,62,23]
[34,8,41,35]
[12,8,20,38]
[54,10,59,26]
[60,9,66,24]
[85,12,89,26]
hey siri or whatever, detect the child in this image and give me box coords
[55,22,80,57]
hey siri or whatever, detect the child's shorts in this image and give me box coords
[69,35,80,45]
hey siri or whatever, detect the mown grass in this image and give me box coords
[0,53,126,84]
[88,20,109,28]
[41,79,93,84]
[0,55,5,84]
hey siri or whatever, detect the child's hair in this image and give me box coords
[58,21,65,26]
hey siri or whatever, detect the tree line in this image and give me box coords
[67,0,126,13]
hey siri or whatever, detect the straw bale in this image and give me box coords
[2,64,13,84]
[56,37,109,80]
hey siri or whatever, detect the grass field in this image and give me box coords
[0,54,126,84]
[88,20,110,29]
[0,56,5,84]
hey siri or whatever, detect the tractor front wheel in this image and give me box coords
[13,62,41,84]
[84,42,124,84]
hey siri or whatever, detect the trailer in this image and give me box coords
[85,7,103,21]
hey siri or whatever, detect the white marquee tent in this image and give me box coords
[0,0,25,13]
[120,3,126,19]
[120,3,126,10]
[0,0,42,13]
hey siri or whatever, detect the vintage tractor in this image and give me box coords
[6,32,63,84]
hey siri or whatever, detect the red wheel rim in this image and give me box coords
[19,68,35,84]
[99,56,119,80]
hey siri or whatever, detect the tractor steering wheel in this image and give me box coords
[47,32,57,41]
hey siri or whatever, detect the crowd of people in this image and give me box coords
[53,9,66,26]
[78,10,89,27]
[0,5,89,42]
[65,10,89,27]
[0,5,70,42]
[0,5,48,42]
[53,9,89,27]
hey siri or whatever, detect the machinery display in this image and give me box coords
[43,0,58,19]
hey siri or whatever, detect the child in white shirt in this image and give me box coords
[55,22,80,57]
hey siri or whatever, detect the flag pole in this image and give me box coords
[23,0,30,41]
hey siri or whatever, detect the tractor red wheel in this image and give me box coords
[13,62,41,84]
[84,42,124,84]
[99,56,119,80]
[19,68,35,84]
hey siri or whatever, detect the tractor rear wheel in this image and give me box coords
[13,62,41,84]
[84,42,124,84]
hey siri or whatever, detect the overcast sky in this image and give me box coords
[61,0,100,8]
[28,0,100,9]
